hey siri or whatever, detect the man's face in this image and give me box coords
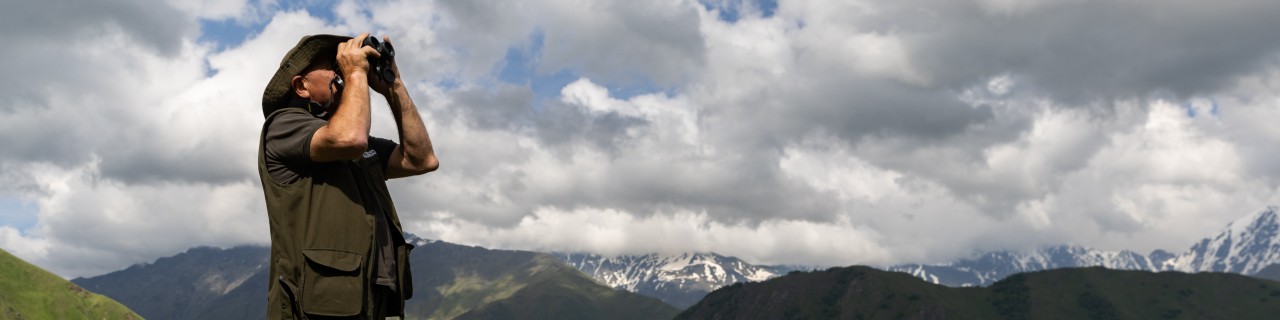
[294,60,340,106]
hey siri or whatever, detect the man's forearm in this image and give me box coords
[387,82,438,172]
[311,72,372,162]
[335,74,372,138]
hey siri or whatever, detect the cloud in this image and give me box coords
[0,4,338,277]
[830,0,1280,101]
[427,0,706,86]
[6,0,1280,278]
[410,206,894,267]
[0,0,193,56]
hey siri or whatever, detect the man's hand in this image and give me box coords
[337,33,380,79]
[309,33,379,163]
[369,36,402,97]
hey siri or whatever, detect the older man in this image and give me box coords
[258,33,438,320]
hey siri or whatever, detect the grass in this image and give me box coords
[0,249,142,320]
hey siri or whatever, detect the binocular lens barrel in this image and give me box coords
[361,36,396,84]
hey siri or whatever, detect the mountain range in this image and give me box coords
[555,252,799,308]
[546,206,1280,306]
[72,237,676,320]
[65,206,1280,318]
[887,206,1280,286]
[72,245,269,320]
[677,265,1280,319]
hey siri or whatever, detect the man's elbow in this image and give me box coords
[423,157,440,173]
[408,156,439,175]
[328,136,369,160]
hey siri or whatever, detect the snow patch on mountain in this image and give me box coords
[892,206,1280,286]
[1163,206,1280,275]
[555,252,796,308]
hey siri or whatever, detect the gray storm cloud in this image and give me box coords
[4,0,1280,277]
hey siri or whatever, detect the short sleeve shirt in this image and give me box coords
[264,109,398,184]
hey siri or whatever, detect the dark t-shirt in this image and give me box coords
[263,107,400,290]
[263,110,398,184]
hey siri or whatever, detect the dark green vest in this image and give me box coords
[258,108,414,319]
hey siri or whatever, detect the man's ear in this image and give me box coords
[292,75,311,99]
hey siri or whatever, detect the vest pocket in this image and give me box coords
[300,248,365,317]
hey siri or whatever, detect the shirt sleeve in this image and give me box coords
[264,110,327,184]
[368,136,399,171]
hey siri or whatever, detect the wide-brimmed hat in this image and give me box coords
[261,34,352,117]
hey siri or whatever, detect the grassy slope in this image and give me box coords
[679,266,1280,320]
[0,249,142,320]
[456,255,679,320]
[408,242,677,320]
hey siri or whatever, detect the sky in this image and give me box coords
[4,0,1280,278]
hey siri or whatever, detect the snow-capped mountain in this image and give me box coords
[553,207,1280,304]
[555,252,800,308]
[892,206,1280,286]
[1163,206,1280,274]
[886,245,1169,287]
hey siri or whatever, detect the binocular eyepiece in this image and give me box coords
[363,36,396,84]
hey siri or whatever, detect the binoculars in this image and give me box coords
[363,36,395,84]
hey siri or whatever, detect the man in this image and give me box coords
[258,33,439,320]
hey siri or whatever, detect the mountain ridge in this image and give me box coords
[890,206,1280,286]
[73,239,676,320]
[555,252,800,308]
[70,206,1280,316]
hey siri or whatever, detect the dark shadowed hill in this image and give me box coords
[678,266,1280,320]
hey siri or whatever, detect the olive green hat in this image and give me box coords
[261,34,352,117]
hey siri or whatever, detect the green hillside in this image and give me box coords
[410,241,679,320]
[0,249,142,320]
[678,266,1280,320]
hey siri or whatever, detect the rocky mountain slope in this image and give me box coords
[889,207,1280,286]
[72,246,268,320]
[555,252,798,308]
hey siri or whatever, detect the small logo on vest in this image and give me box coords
[363,150,377,159]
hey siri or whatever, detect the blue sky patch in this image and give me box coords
[197,0,340,52]
[0,195,38,232]
[495,31,675,107]
[497,31,579,105]
[198,19,259,52]
[700,0,779,23]
[1183,99,1221,118]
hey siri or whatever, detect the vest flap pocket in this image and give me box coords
[300,249,364,316]
[302,249,363,272]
